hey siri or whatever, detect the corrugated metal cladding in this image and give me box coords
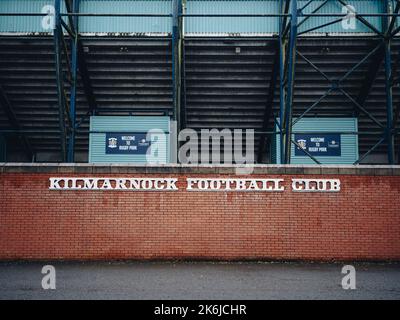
[0,0,392,34]
[89,116,170,163]
[297,0,385,34]
[0,0,172,33]
[79,0,172,33]
[185,0,280,34]
[0,0,66,33]
[273,118,358,164]
[185,0,386,34]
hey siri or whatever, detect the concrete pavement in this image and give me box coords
[0,261,399,300]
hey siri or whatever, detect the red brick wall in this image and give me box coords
[1,170,400,261]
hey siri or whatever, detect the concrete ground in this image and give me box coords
[0,261,399,300]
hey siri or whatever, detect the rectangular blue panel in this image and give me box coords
[273,117,358,164]
[89,115,170,163]
[105,132,152,154]
[294,134,341,156]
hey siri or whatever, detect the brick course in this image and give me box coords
[0,165,399,261]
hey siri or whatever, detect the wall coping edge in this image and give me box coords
[1,163,400,175]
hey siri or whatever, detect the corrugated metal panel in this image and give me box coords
[0,0,66,33]
[79,0,172,33]
[0,0,171,33]
[185,0,279,34]
[298,0,385,34]
[273,118,358,164]
[89,116,170,163]
[0,0,389,34]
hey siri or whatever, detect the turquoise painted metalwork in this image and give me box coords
[0,0,391,34]
[0,0,66,33]
[185,0,280,34]
[273,118,359,164]
[89,116,171,163]
[79,0,172,33]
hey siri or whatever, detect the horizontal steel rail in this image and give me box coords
[2,13,400,18]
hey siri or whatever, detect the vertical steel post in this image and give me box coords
[54,0,67,162]
[283,0,298,164]
[172,0,183,162]
[67,0,80,162]
[278,0,289,164]
[384,0,395,164]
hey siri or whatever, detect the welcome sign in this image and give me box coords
[49,177,341,192]
[294,134,341,157]
[105,133,151,155]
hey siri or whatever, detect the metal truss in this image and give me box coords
[54,0,99,162]
[1,0,400,164]
[277,0,400,164]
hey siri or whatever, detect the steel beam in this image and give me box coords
[336,0,384,37]
[54,0,67,162]
[278,0,290,163]
[63,0,96,162]
[355,43,385,115]
[172,0,183,162]
[359,2,400,121]
[258,41,279,163]
[172,0,183,127]
[64,3,97,113]
[0,84,33,159]
[383,0,395,164]
[282,0,298,164]
[67,0,80,163]
[181,38,187,131]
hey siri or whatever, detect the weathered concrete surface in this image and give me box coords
[1,163,400,175]
[0,262,399,300]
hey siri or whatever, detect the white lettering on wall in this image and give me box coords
[291,179,341,192]
[49,178,178,191]
[50,177,341,192]
[186,178,285,192]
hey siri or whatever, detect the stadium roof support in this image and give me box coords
[276,0,399,165]
[280,0,299,164]
[1,0,400,164]
[172,0,184,161]
[54,0,97,162]
[355,43,384,115]
[51,0,400,164]
[383,0,397,164]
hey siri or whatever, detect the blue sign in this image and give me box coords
[105,133,151,154]
[294,134,341,157]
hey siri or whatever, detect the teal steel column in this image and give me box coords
[279,0,289,164]
[172,0,183,162]
[384,0,395,164]
[283,0,298,164]
[67,0,80,163]
[54,0,67,162]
